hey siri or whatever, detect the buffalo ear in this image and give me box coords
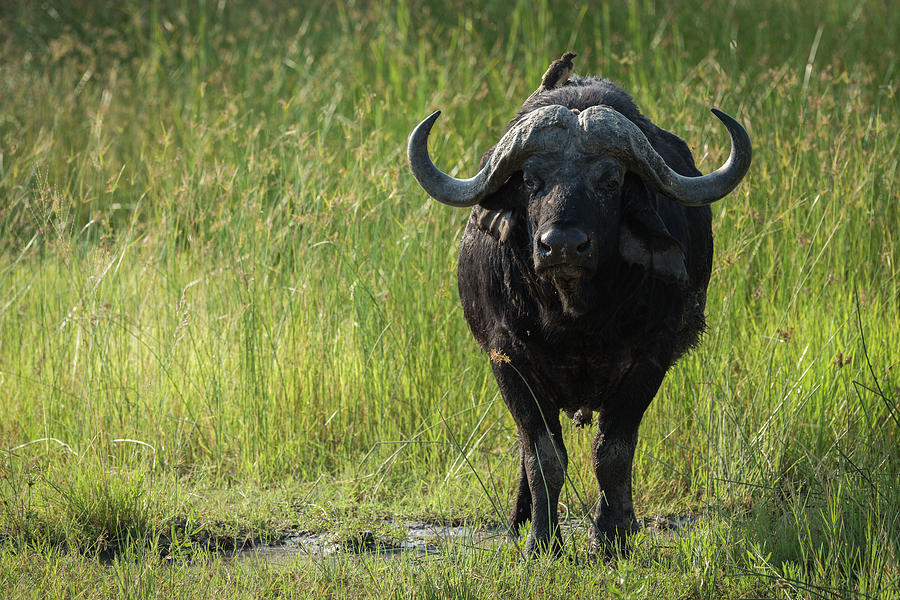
[474,172,521,243]
[475,206,517,243]
[618,175,689,287]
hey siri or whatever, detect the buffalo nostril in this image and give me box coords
[538,227,590,262]
[538,231,559,256]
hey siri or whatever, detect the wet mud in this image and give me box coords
[229,514,699,563]
[231,521,507,562]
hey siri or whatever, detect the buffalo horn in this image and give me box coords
[407,111,491,207]
[578,105,751,206]
[408,104,751,208]
[407,106,576,207]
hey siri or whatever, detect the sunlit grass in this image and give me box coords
[1,0,898,597]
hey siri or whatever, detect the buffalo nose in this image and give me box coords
[537,227,592,263]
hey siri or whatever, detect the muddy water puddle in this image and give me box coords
[231,521,507,563]
[229,515,699,563]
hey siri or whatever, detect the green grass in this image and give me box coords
[1,0,898,597]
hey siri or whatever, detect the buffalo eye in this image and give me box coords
[523,173,542,193]
[599,178,619,192]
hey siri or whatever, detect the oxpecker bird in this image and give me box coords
[541,52,576,90]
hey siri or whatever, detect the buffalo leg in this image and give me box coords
[492,361,567,555]
[508,438,532,536]
[590,361,666,553]
[522,424,567,555]
[591,420,641,552]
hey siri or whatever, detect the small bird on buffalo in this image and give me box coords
[541,52,576,90]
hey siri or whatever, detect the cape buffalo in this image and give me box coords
[407,56,751,556]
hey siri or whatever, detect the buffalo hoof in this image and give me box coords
[506,519,528,541]
[589,517,640,557]
[507,506,531,540]
[524,534,564,559]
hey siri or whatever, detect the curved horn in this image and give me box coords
[407,111,493,207]
[578,106,752,206]
[407,106,579,207]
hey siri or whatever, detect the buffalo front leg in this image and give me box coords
[492,361,568,556]
[590,361,666,554]
[508,438,532,537]
[521,423,567,555]
[591,421,641,553]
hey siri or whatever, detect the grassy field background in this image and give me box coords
[1,0,897,597]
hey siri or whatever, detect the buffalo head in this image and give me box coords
[408,105,751,311]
